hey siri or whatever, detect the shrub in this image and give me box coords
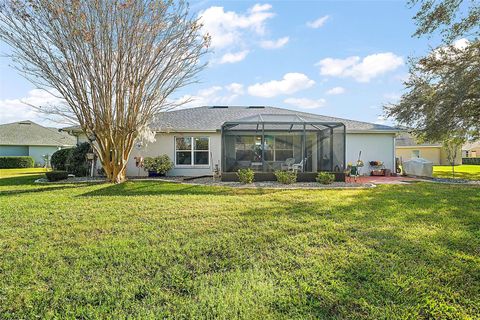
[0,156,34,168]
[237,168,254,184]
[274,170,297,184]
[45,171,69,182]
[51,148,73,170]
[143,155,173,175]
[66,142,90,176]
[316,172,335,184]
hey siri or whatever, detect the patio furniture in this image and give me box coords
[292,160,304,172]
[281,158,296,170]
[347,165,360,182]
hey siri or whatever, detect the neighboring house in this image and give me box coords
[63,106,402,178]
[0,120,76,166]
[462,141,480,158]
[395,132,462,165]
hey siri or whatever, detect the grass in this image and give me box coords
[0,167,49,178]
[0,169,479,319]
[433,165,480,180]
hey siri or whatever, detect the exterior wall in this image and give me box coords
[76,131,397,177]
[396,147,441,165]
[346,133,395,173]
[28,146,61,166]
[126,132,221,177]
[440,147,463,165]
[396,146,462,165]
[0,145,29,156]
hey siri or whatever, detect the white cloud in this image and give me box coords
[325,86,346,95]
[174,83,245,108]
[375,115,387,125]
[248,73,315,98]
[284,97,326,109]
[219,50,249,64]
[225,82,244,95]
[0,89,67,127]
[316,52,404,82]
[260,36,289,49]
[307,15,329,28]
[199,4,274,49]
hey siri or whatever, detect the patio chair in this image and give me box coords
[281,158,296,171]
[292,160,303,172]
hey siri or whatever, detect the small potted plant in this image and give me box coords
[143,155,173,177]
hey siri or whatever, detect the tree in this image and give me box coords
[442,135,465,178]
[0,0,209,183]
[385,0,480,142]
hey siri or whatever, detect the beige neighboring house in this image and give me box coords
[462,141,480,158]
[395,132,462,165]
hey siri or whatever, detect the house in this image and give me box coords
[64,106,402,179]
[395,132,462,165]
[462,141,480,158]
[0,120,76,166]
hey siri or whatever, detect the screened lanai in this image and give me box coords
[221,114,346,174]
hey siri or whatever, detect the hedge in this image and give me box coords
[45,171,69,182]
[462,158,480,165]
[0,156,35,168]
[51,148,73,170]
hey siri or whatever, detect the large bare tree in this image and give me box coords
[0,0,209,183]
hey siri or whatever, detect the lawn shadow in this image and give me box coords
[79,180,281,197]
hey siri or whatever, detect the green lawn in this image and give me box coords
[0,167,50,178]
[433,165,480,180]
[1,170,479,319]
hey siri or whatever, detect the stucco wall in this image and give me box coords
[396,147,441,165]
[346,133,395,174]
[28,146,62,166]
[78,131,396,177]
[0,145,29,156]
[126,132,221,177]
[396,146,462,165]
[440,147,463,165]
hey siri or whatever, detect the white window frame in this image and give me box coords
[174,136,210,167]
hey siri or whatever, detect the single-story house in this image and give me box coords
[0,120,76,166]
[395,132,462,165]
[462,141,480,158]
[64,106,402,178]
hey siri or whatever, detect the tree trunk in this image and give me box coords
[96,143,132,184]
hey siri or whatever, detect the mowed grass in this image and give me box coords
[0,170,479,319]
[433,165,480,180]
[0,167,49,178]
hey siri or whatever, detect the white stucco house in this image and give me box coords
[0,120,76,166]
[64,106,401,180]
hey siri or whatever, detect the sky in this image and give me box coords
[0,0,438,128]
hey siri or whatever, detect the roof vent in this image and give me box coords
[210,106,229,109]
[19,121,32,125]
[248,106,265,109]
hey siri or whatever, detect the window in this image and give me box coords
[175,137,209,166]
[412,150,420,158]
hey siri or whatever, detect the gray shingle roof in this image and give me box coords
[151,106,401,133]
[0,120,76,146]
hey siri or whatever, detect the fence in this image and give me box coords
[462,158,480,165]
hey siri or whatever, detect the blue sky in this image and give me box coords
[0,0,437,127]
